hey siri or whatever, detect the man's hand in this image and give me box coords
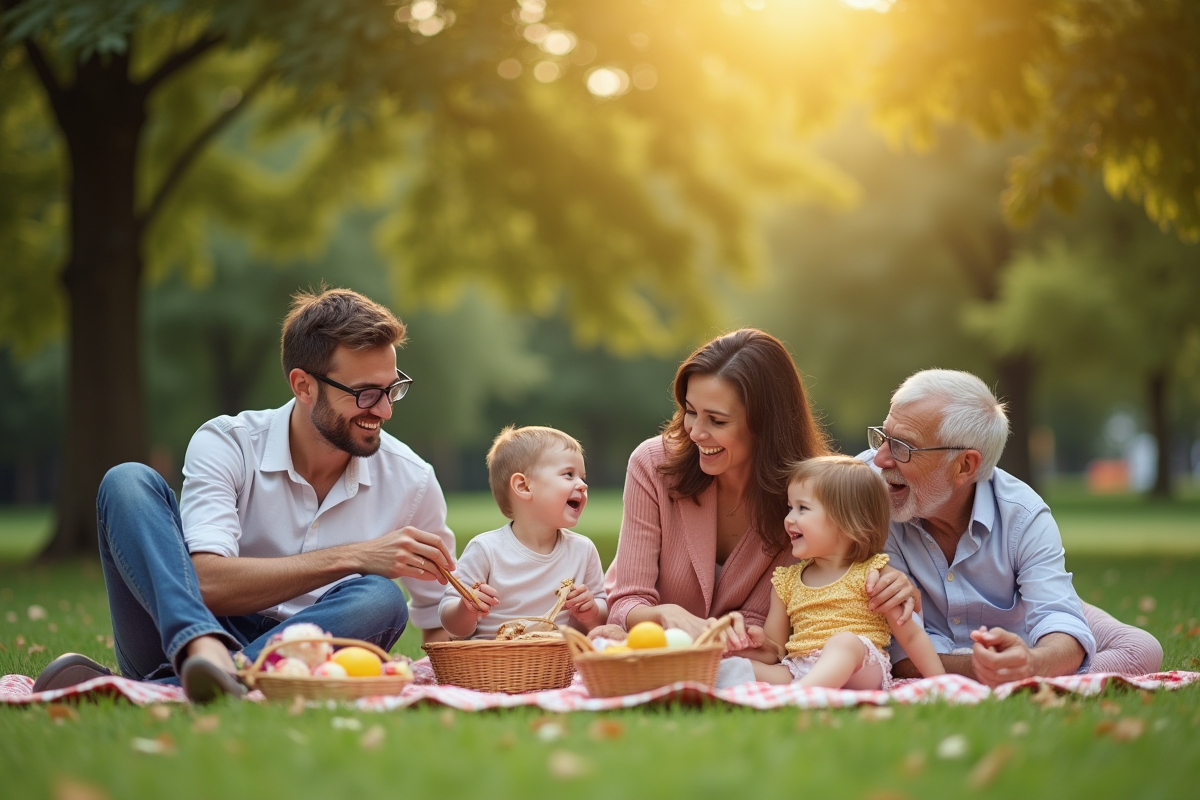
[356,526,455,582]
[865,566,920,624]
[970,626,1035,686]
[563,584,602,628]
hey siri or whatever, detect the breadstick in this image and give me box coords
[436,563,487,613]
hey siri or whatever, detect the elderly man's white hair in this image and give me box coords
[891,369,1010,482]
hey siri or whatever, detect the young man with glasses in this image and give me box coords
[863,369,1161,686]
[33,289,457,702]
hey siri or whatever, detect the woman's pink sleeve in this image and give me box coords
[604,444,666,630]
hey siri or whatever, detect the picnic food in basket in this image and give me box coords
[562,614,733,697]
[421,577,577,693]
[239,624,413,700]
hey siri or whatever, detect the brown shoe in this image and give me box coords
[181,656,247,704]
[32,653,114,693]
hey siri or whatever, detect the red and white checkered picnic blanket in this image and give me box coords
[4,661,1197,710]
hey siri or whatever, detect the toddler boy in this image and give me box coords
[439,426,607,638]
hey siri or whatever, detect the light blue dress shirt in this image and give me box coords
[862,455,1095,672]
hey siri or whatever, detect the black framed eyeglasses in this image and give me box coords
[866,426,970,464]
[307,369,413,409]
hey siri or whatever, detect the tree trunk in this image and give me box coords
[41,55,150,558]
[1147,370,1172,498]
[995,352,1036,488]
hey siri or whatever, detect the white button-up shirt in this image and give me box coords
[180,400,454,627]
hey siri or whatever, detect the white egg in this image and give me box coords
[312,661,349,679]
[664,628,694,648]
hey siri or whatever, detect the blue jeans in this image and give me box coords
[97,463,409,683]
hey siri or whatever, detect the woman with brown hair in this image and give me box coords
[603,329,914,654]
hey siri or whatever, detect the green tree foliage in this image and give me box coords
[965,190,1200,495]
[2,0,861,553]
[868,0,1200,241]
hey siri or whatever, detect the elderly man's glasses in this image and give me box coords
[866,426,969,464]
[307,369,412,409]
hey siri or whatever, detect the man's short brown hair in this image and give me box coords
[785,455,891,564]
[486,425,584,518]
[281,288,406,375]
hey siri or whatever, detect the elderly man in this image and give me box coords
[866,369,1161,686]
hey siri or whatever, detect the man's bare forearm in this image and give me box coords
[1030,632,1086,677]
[192,545,364,616]
[893,654,975,681]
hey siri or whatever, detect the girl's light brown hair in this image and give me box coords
[660,329,830,554]
[487,425,584,518]
[786,456,890,563]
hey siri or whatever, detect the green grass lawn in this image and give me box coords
[2,489,1199,799]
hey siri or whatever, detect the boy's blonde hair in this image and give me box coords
[786,455,890,563]
[487,425,584,518]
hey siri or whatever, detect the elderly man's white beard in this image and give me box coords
[881,466,955,523]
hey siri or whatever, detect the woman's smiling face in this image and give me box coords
[683,373,754,482]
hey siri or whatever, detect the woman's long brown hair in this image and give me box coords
[659,329,830,554]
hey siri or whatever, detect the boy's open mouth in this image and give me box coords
[567,498,582,511]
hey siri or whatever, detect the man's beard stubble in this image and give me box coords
[312,390,382,458]
[881,466,954,524]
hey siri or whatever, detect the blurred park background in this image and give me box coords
[2,0,1198,561]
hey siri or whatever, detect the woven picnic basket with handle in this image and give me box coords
[561,615,732,698]
[239,636,412,701]
[422,634,574,694]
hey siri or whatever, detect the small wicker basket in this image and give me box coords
[422,636,574,694]
[562,616,732,698]
[240,636,412,701]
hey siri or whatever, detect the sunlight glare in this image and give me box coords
[533,61,561,83]
[417,16,445,36]
[497,59,522,80]
[586,67,629,98]
[841,0,894,12]
[541,30,577,56]
[519,0,546,24]
[632,64,657,91]
[410,0,438,21]
[523,23,548,44]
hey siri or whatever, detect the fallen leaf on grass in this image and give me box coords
[5,611,17,624]
[1029,683,1067,709]
[536,722,565,742]
[1138,596,1156,613]
[288,695,307,716]
[148,705,171,722]
[28,643,47,655]
[54,778,110,800]
[331,717,362,731]
[1099,700,1122,716]
[224,739,244,756]
[47,623,59,633]
[1135,615,1149,627]
[58,600,71,612]
[865,791,910,800]
[15,635,26,648]
[1111,718,1146,742]
[286,729,307,745]
[1009,721,1029,737]
[900,750,926,776]
[28,605,48,621]
[360,725,386,751]
[496,731,516,749]
[0,643,6,652]
[858,705,894,721]
[439,709,455,728]
[795,711,811,731]
[547,750,591,779]
[936,734,968,760]
[48,705,79,723]
[588,719,625,741]
[131,733,175,755]
[1140,691,1155,706]
[192,715,220,733]
[967,744,1013,789]
[1185,627,1200,638]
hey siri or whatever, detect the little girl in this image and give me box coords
[747,455,945,689]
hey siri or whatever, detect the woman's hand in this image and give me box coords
[709,611,753,654]
[866,566,919,624]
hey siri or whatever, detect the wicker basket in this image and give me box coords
[562,616,731,698]
[240,636,412,701]
[422,636,574,694]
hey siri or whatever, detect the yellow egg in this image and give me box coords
[601,645,632,656]
[626,621,668,650]
[330,646,383,677]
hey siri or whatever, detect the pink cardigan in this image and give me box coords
[604,437,792,630]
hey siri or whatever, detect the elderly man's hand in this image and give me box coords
[970,626,1035,686]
